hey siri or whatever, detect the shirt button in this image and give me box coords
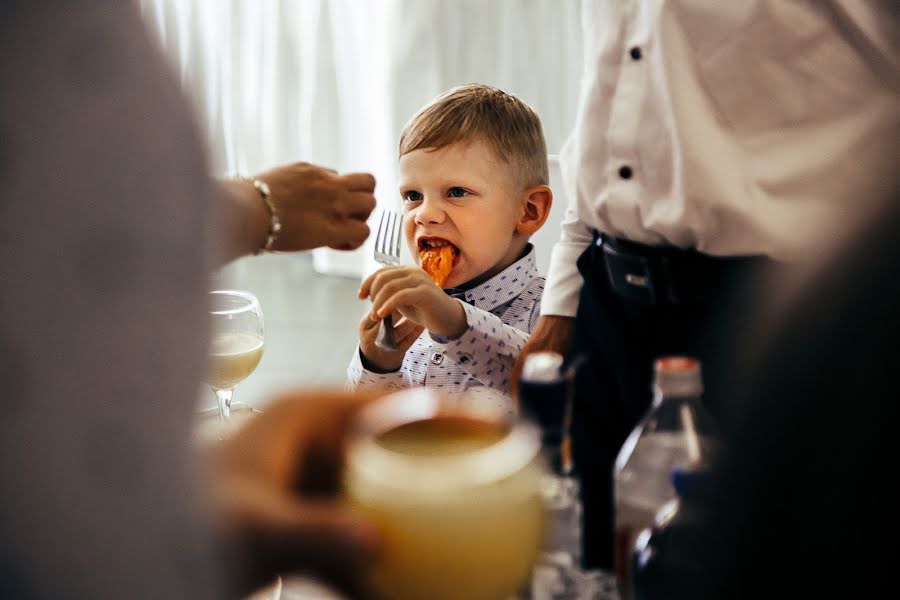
[619,165,633,179]
[629,47,642,60]
[430,352,444,365]
[459,353,473,365]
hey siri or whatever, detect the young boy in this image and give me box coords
[347,84,552,396]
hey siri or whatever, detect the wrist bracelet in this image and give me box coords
[250,178,281,254]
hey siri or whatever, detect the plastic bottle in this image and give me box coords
[613,356,718,599]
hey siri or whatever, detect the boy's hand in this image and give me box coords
[358,310,424,372]
[359,266,468,338]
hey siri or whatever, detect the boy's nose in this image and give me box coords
[414,197,446,225]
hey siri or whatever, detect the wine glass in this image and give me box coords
[344,387,547,600]
[206,290,265,421]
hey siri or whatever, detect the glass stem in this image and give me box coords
[215,388,234,421]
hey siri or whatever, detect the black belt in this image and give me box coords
[595,233,768,306]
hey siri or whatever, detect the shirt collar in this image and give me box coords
[447,245,539,312]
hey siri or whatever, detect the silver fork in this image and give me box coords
[373,209,403,351]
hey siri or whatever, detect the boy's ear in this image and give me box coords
[516,185,552,236]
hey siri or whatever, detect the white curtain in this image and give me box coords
[139,0,584,276]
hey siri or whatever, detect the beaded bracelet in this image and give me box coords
[243,177,281,254]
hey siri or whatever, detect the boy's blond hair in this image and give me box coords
[399,84,549,189]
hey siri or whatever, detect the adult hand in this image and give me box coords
[254,162,377,252]
[511,315,576,396]
[207,390,381,599]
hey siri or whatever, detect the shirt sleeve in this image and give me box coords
[541,133,593,317]
[346,346,408,391]
[430,301,529,392]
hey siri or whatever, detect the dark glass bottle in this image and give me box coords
[518,352,583,598]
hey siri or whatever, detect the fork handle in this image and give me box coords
[374,313,399,351]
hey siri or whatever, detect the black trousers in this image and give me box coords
[569,235,772,569]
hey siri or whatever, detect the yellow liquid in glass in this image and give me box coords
[348,417,545,600]
[206,332,264,389]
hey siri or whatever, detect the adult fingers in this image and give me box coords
[328,219,371,251]
[509,315,576,397]
[281,505,379,600]
[221,390,377,488]
[339,191,377,221]
[284,161,336,176]
[338,172,376,192]
[242,492,380,600]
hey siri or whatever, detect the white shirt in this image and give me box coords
[542,0,900,318]
[347,247,544,396]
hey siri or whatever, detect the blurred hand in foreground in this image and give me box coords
[207,390,382,599]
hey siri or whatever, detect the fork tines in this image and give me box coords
[375,209,401,263]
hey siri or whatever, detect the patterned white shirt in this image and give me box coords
[347,246,544,396]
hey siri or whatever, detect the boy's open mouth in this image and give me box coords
[417,237,460,287]
[417,237,461,265]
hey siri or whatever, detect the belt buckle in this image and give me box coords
[601,243,657,304]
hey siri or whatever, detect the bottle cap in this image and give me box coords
[521,351,565,383]
[653,356,703,397]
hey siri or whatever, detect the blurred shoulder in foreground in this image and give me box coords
[671,192,900,599]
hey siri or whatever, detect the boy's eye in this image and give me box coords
[447,187,467,198]
[403,190,423,202]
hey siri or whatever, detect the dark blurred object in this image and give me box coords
[630,468,710,600]
[519,351,569,473]
[519,351,586,598]
[671,197,900,598]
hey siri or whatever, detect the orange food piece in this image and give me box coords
[419,245,455,287]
